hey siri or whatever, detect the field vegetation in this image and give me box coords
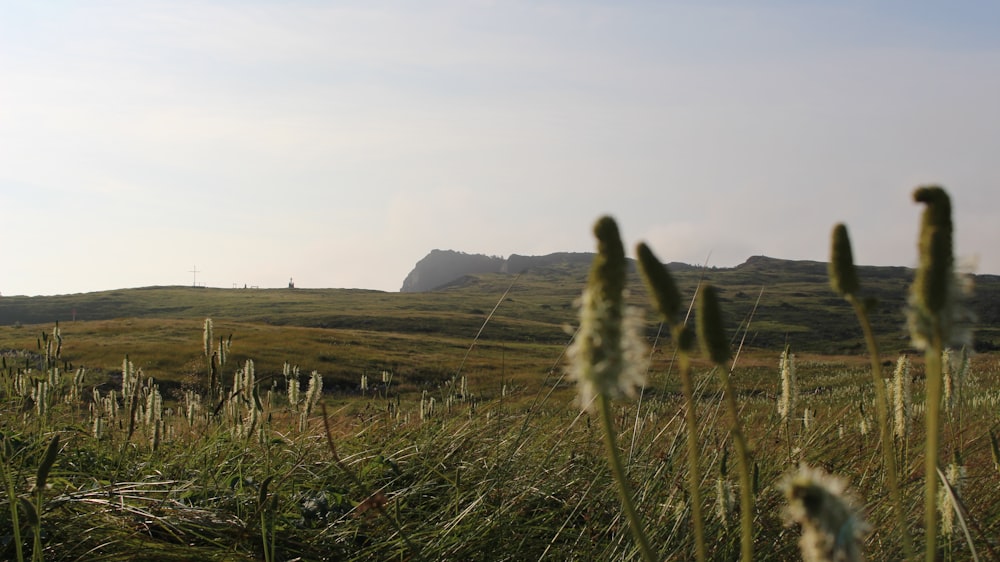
[0,189,998,560]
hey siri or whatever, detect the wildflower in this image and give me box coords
[305,371,323,414]
[203,318,213,358]
[144,382,162,428]
[716,477,735,523]
[938,459,966,537]
[286,363,301,408]
[779,348,797,423]
[783,465,870,562]
[420,390,430,420]
[567,216,648,411]
[892,355,911,439]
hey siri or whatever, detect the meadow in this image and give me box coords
[1,191,998,561]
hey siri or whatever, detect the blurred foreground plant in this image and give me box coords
[828,222,912,559]
[636,242,715,561]
[696,283,754,562]
[567,216,655,562]
[782,464,869,562]
[907,186,970,561]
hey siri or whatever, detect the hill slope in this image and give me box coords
[2,254,998,354]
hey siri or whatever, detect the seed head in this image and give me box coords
[938,460,966,537]
[636,242,682,326]
[911,186,952,315]
[590,216,627,309]
[567,216,649,411]
[914,186,953,244]
[829,224,859,297]
[778,348,798,422]
[782,464,869,562]
[696,284,731,365]
[715,477,735,523]
[675,324,696,353]
[892,355,912,439]
[907,186,973,349]
[203,318,213,357]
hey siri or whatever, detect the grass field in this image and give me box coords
[1,299,997,560]
[1,200,998,559]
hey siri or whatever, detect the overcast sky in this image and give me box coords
[2,1,998,296]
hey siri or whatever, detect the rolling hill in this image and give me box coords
[3,252,997,355]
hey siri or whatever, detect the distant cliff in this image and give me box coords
[401,250,609,292]
[400,250,506,293]
[400,250,694,292]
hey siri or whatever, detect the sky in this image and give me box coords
[2,1,998,296]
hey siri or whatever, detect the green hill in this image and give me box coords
[3,254,996,355]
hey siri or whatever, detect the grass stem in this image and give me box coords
[678,349,708,562]
[848,295,915,560]
[1,441,25,562]
[924,332,944,562]
[716,366,754,561]
[597,392,656,562]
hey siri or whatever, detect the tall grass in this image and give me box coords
[0,331,997,559]
[0,187,996,560]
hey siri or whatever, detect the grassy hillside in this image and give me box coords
[2,254,997,410]
[2,255,996,358]
[1,251,998,560]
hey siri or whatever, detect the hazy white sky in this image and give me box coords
[2,1,998,296]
